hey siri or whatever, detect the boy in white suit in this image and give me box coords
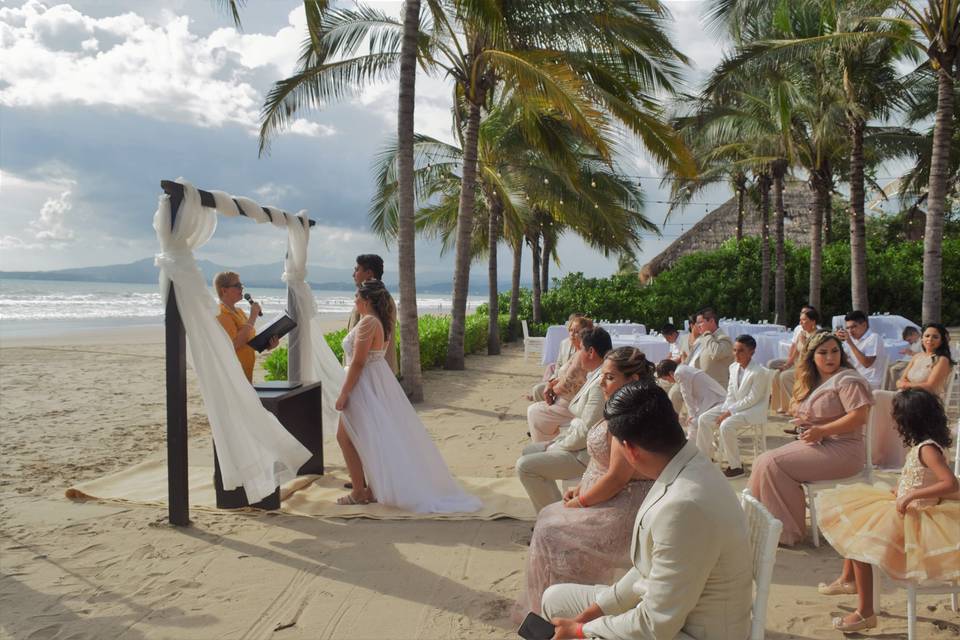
[697,335,769,478]
[543,381,753,640]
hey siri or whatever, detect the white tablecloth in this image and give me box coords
[720,321,788,338]
[830,314,919,342]
[753,332,789,366]
[610,335,671,363]
[541,323,647,365]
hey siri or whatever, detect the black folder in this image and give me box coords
[248,312,297,352]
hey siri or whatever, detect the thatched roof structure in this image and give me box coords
[639,181,819,283]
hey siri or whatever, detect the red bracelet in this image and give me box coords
[576,622,585,639]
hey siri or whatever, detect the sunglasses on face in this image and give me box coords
[226,283,244,289]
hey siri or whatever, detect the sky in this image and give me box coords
[0,0,741,280]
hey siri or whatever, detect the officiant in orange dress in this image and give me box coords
[214,271,278,382]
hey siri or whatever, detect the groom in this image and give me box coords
[348,254,398,375]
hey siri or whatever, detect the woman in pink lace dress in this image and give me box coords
[518,347,656,615]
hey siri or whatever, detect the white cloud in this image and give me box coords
[30,189,75,243]
[0,2,329,137]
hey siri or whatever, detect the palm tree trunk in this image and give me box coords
[530,233,543,323]
[773,166,786,323]
[540,234,552,294]
[509,236,522,339]
[736,181,746,242]
[396,0,423,399]
[921,65,954,324]
[759,173,771,317]
[808,174,826,310]
[487,198,501,355]
[444,99,482,370]
[848,117,869,314]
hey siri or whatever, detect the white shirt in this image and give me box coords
[674,364,726,423]
[845,328,882,388]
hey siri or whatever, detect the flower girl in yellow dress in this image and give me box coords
[815,388,959,633]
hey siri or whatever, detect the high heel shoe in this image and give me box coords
[818,580,857,595]
[832,611,877,632]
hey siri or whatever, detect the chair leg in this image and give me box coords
[871,565,881,614]
[951,592,958,612]
[807,487,820,548]
[907,585,917,640]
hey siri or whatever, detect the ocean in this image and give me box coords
[0,278,485,338]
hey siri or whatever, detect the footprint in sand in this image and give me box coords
[26,624,61,640]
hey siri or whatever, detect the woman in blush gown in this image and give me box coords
[517,347,656,616]
[334,280,481,513]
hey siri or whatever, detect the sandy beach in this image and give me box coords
[1,323,958,639]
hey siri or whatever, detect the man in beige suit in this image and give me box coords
[516,327,612,512]
[697,335,770,478]
[543,382,753,640]
[347,254,398,375]
[689,307,734,388]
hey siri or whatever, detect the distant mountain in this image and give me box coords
[0,258,526,295]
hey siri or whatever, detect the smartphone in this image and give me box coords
[518,612,556,640]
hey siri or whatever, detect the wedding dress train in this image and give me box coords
[338,320,482,513]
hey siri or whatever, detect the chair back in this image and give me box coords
[522,319,531,340]
[862,404,874,483]
[740,490,783,640]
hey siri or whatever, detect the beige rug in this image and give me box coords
[66,442,536,521]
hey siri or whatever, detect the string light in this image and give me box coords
[543,178,549,185]
[591,179,596,188]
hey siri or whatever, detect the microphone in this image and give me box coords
[243,293,264,317]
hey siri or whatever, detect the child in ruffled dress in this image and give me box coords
[815,388,959,633]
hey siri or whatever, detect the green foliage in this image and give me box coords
[506,236,958,328]
[263,346,287,382]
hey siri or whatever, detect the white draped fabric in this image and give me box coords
[153,180,311,502]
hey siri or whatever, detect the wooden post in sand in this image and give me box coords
[163,184,190,526]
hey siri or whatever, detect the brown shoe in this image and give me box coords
[723,467,745,478]
[783,427,799,435]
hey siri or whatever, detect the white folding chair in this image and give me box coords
[803,408,874,547]
[872,427,960,639]
[740,489,783,640]
[737,367,775,462]
[522,320,545,363]
[944,363,959,420]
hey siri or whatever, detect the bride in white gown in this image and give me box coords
[334,280,482,513]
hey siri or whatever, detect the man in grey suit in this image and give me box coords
[543,382,753,640]
[347,254,398,375]
[516,327,612,513]
[689,307,734,388]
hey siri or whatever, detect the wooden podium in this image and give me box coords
[213,381,324,509]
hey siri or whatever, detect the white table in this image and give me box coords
[720,321,788,338]
[752,332,789,366]
[830,314,919,342]
[610,335,671,363]
[541,323,647,365]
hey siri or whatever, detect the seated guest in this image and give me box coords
[527,326,609,444]
[691,307,734,387]
[518,349,656,616]
[214,271,279,383]
[769,305,819,414]
[530,315,593,402]
[749,331,874,546]
[517,327,612,512]
[836,310,883,389]
[671,314,701,413]
[661,323,683,362]
[542,383,753,640]
[896,323,954,398]
[886,325,925,389]
[656,359,725,445]
[697,335,768,478]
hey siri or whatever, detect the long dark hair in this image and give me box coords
[892,388,952,448]
[357,280,395,340]
[921,323,955,365]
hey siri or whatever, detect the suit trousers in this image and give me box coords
[697,407,752,469]
[527,400,575,443]
[515,442,587,513]
[667,383,686,417]
[542,583,605,623]
[768,365,796,413]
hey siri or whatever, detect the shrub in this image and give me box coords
[263,346,287,381]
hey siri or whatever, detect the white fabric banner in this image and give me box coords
[153,180,311,502]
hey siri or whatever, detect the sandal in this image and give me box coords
[337,493,366,505]
[832,610,877,632]
[818,580,857,595]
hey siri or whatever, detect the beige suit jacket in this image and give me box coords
[695,329,734,388]
[347,295,399,375]
[550,367,604,456]
[584,441,753,640]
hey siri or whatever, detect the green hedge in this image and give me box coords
[263,313,512,380]
[494,236,959,329]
